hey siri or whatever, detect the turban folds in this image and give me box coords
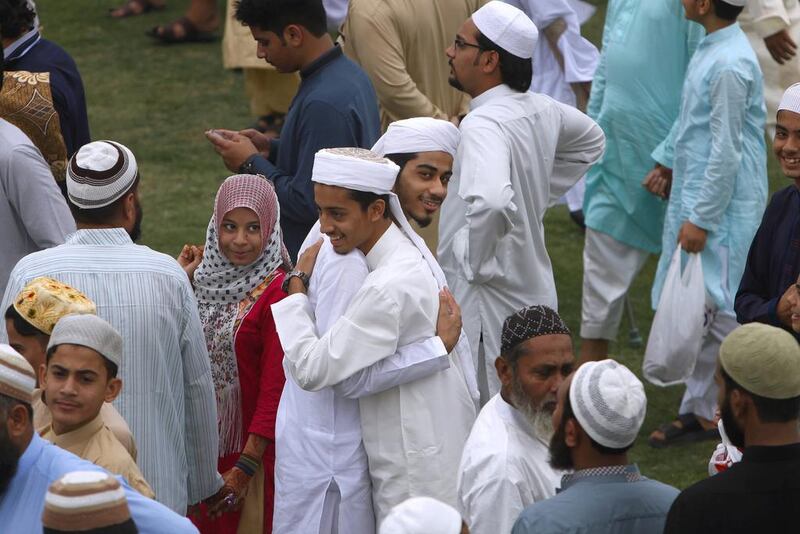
[372,117,460,159]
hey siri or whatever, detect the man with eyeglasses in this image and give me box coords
[439,1,605,405]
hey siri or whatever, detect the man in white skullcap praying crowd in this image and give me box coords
[439,0,605,404]
[0,140,224,514]
[273,147,477,525]
[457,305,575,534]
[513,359,679,534]
[380,497,466,534]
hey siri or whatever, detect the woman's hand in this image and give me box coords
[178,244,204,281]
[206,467,251,518]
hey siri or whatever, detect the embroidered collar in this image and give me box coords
[560,464,642,489]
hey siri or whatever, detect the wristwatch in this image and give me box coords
[238,154,260,175]
[282,270,310,293]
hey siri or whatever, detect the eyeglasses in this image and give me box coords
[453,36,484,51]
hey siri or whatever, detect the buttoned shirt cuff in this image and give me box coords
[754,16,790,39]
[245,154,281,181]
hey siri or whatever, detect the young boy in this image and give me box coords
[39,313,154,498]
[4,276,137,458]
[645,0,768,447]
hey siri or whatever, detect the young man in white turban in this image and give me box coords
[273,147,477,525]
[513,359,679,534]
[440,0,605,403]
[457,305,575,534]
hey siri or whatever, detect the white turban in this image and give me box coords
[371,118,460,159]
[472,1,538,59]
[379,497,462,534]
[778,82,800,115]
[569,359,646,449]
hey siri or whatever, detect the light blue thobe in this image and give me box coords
[651,22,767,313]
[583,0,704,254]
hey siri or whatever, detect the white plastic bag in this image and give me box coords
[643,246,705,386]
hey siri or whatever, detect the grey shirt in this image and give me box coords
[0,119,74,297]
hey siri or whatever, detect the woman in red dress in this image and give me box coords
[181,174,290,533]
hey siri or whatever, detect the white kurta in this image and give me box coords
[457,394,563,534]
[272,223,476,524]
[438,84,605,398]
[274,223,451,534]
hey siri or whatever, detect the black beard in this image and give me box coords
[448,74,464,92]
[720,397,746,449]
[548,416,574,471]
[0,424,20,496]
[128,200,143,243]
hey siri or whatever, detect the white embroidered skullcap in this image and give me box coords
[379,497,462,534]
[569,359,646,449]
[0,344,35,403]
[372,118,461,159]
[48,314,123,368]
[778,83,800,115]
[42,471,132,532]
[67,140,138,209]
[472,1,538,59]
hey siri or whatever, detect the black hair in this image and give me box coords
[235,0,327,38]
[46,345,119,380]
[4,305,48,337]
[721,367,800,423]
[713,0,744,20]
[1,45,4,91]
[67,175,139,226]
[347,190,391,219]
[0,392,33,421]
[562,383,634,455]
[475,31,532,93]
[0,0,35,41]
[384,153,419,172]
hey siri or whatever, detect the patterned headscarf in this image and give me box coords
[501,305,571,355]
[193,174,291,455]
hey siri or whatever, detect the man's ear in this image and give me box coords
[564,418,580,448]
[368,199,387,222]
[122,192,136,223]
[104,377,122,403]
[495,356,512,387]
[38,363,47,389]
[481,49,501,75]
[284,24,304,47]
[6,403,30,440]
[730,389,750,421]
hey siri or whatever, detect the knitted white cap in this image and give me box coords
[569,359,646,449]
[43,471,131,532]
[380,497,462,534]
[0,344,36,403]
[778,83,800,115]
[472,1,538,59]
[67,140,138,209]
[48,314,123,368]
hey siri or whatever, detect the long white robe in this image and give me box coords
[272,223,477,524]
[438,84,605,399]
[458,394,563,534]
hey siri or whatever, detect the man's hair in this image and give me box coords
[713,0,744,20]
[67,176,139,226]
[721,367,800,423]
[4,305,48,338]
[1,46,4,91]
[475,31,532,93]
[235,0,327,38]
[46,345,119,380]
[0,0,35,41]
[0,392,32,422]
[347,190,391,219]
[562,383,634,455]
[384,153,419,172]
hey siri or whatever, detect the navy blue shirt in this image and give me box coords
[7,33,91,157]
[249,45,380,259]
[735,184,800,339]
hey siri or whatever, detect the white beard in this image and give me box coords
[510,376,555,441]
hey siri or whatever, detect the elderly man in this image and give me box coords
[273,148,477,524]
[274,118,471,534]
[664,323,800,532]
[0,141,222,513]
[514,359,679,533]
[0,345,197,533]
[457,305,574,534]
[439,1,605,402]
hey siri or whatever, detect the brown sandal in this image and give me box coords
[109,0,166,19]
[146,16,217,44]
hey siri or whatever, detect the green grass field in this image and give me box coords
[34,0,789,489]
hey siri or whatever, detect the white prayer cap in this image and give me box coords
[379,497,462,534]
[311,147,400,194]
[472,1,538,59]
[67,140,138,209]
[48,314,123,368]
[569,359,646,449]
[372,118,461,159]
[778,83,800,115]
[0,344,36,404]
[43,471,132,532]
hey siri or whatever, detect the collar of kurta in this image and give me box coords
[42,412,105,454]
[470,83,517,111]
[2,28,40,63]
[699,21,740,48]
[300,44,343,80]
[66,228,133,246]
[559,464,642,490]
[742,443,800,464]
[365,223,405,271]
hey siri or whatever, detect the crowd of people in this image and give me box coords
[2,0,800,532]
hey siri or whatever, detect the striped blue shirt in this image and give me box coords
[1,228,222,512]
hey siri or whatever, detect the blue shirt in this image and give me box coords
[0,434,197,534]
[250,45,381,259]
[512,464,679,534]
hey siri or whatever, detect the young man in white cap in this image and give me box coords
[736,83,800,342]
[273,147,477,525]
[39,314,153,498]
[457,305,575,534]
[644,0,768,448]
[513,359,679,534]
[664,323,800,533]
[0,345,197,533]
[380,497,466,534]
[440,0,605,403]
[0,140,223,514]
